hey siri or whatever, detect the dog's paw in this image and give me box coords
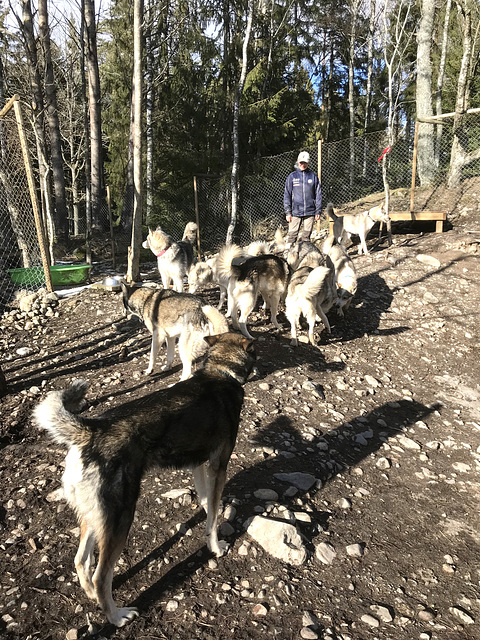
[213,539,229,557]
[109,607,139,627]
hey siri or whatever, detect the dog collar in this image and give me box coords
[156,249,167,257]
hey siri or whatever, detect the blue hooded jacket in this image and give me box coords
[283,167,322,218]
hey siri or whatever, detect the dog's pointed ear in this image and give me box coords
[242,338,256,354]
[204,334,219,347]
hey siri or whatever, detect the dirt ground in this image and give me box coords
[1,189,480,640]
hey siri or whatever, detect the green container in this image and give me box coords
[7,264,92,287]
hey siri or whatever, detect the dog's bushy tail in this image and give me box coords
[325,203,337,221]
[217,244,244,280]
[182,221,198,245]
[202,305,229,336]
[301,266,332,299]
[322,235,336,255]
[33,380,89,448]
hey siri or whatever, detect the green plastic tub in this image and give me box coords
[7,264,92,287]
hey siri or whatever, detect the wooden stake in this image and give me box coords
[410,121,419,215]
[13,98,53,292]
[193,175,202,259]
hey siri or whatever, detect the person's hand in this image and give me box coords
[315,214,321,221]
[286,215,292,223]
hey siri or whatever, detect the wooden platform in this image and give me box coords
[329,210,447,234]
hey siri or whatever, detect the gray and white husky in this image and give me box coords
[143,221,197,292]
[121,282,228,379]
[326,202,389,255]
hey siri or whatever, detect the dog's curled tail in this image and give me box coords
[301,266,332,299]
[33,380,89,448]
[217,244,244,279]
[202,305,229,336]
[325,203,337,221]
[322,234,335,255]
[182,221,198,245]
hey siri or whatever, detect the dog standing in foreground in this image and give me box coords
[122,282,228,379]
[217,245,290,340]
[33,332,256,627]
[143,222,197,292]
[326,202,389,255]
[322,235,358,316]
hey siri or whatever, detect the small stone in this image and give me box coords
[300,628,319,639]
[315,542,337,565]
[66,630,78,640]
[370,604,393,623]
[166,599,179,612]
[360,614,379,627]
[259,383,270,391]
[397,435,421,450]
[254,489,279,501]
[346,543,365,557]
[336,498,352,509]
[416,254,440,268]
[376,457,391,470]
[252,603,268,616]
[452,462,471,473]
[418,609,435,622]
[449,606,474,624]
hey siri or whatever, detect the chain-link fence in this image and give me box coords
[1,105,479,306]
[0,100,44,307]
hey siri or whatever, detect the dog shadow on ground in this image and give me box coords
[94,397,438,636]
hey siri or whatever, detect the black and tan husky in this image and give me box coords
[33,332,256,627]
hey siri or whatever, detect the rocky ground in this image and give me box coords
[1,208,480,640]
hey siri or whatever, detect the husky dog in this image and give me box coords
[217,245,290,340]
[143,222,198,292]
[285,263,336,346]
[286,241,329,271]
[322,235,358,316]
[33,332,256,628]
[122,282,228,379]
[189,241,273,314]
[326,202,389,255]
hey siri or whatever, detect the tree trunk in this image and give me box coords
[416,0,436,185]
[126,0,143,283]
[84,0,105,230]
[363,0,375,178]
[226,0,254,245]
[348,0,360,189]
[435,0,452,166]
[448,1,476,188]
[20,0,53,239]
[145,0,154,222]
[81,0,92,262]
[38,0,69,243]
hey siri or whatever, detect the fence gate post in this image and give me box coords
[12,96,53,292]
[193,176,202,258]
[410,121,419,215]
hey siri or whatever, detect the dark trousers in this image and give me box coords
[287,215,315,244]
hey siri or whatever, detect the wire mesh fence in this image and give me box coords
[1,104,479,307]
[0,102,43,305]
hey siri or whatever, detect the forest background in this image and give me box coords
[0,0,479,264]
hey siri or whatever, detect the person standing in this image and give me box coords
[283,151,322,247]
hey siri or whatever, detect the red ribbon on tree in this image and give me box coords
[378,146,392,161]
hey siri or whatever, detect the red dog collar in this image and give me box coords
[156,249,167,257]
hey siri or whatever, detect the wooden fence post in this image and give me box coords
[12,96,53,292]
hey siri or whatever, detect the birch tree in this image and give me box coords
[416,0,436,185]
[84,0,105,230]
[126,0,143,282]
[447,0,480,187]
[226,0,254,245]
[435,0,452,166]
